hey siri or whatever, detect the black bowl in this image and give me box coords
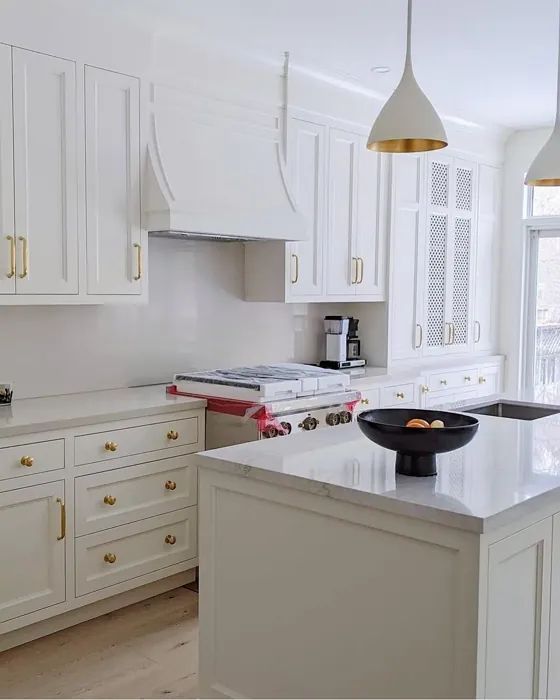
[357,408,479,477]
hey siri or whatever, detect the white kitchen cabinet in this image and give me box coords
[85,66,143,296]
[0,481,66,623]
[12,48,78,295]
[0,44,14,295]
[547,513,560,699]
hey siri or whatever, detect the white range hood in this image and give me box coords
[144,73,306,242]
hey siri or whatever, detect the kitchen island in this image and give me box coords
[195,410,560,699]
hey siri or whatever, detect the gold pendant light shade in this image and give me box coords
[367,0,447,154]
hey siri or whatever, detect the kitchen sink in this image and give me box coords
[464,401,560,421]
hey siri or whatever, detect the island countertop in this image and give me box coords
[195,410,560,533]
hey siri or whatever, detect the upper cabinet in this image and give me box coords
[85,66,142,296]
[245,112,387,303]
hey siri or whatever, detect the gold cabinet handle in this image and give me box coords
[56,498,66,541]
[20,455,34,467]
[479,376,487,384]
[165,480,177,491]
[440,379,448,386]
[133,242,142,281]
[104,441,118,452]
[360,398,369,405]
[167,429,179,441]
[291,253,299,284]
[415,323,423,349]
[474,320,481,343]
[357,257,364,284]
[103,495,117,506]
[421,385,430,394]
[18,236,28,279]
[351,257,358,284]
[104,553,117,564]
[396,392,405,400]
[465,376,472,383]
[444,322,451,345]
[165,534,177,545]
[451,323,456,345]
[6,236,15,278]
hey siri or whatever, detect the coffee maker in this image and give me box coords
[319,316,366,369]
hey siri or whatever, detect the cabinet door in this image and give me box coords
[389,154,425,360]
[547,514,560,699]
[485,519,552,699]
[85,66,142,295]
[0,481,65,623]
[448,159,476,353]
[355,144,384,298]
[286,117,326,300]
[326,128,359,296]
[0,45,14,295]
[474,164,500,352]
[12,49,78,295]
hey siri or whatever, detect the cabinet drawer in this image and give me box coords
[424,388,479,409]
[75,416,199,465]
[478,366,501,397]
[356,388,380,414]
[380,383,416,408]
[427,369,478,392]
[0,439,64,481]
[75,457,197,536]
[75,507,197,596]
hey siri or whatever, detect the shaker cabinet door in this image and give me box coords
[12,49,78,295]
[0,44,14,295]
[85,66,142,296]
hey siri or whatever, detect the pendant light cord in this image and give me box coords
[405,0,412,68]
[556,0,560,128]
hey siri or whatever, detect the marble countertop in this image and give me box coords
[195,407,560,533]
[0,385,206,438]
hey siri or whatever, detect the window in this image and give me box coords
[527,185,560,217]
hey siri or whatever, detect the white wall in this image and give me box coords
[499,128,550,393]
[0,238,328,399]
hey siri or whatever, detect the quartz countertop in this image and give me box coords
[195,408,560,533]
[0,385,206,438]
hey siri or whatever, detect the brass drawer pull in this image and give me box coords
[474,320,481,344]
[165,534,177,545]
[6,235,15,278]
[479,376,487,384]
[421,385,430,394]
[18,236,28,279]
[291,253,299,284]
[56,498,66,541]
[360,398,369,405]
[133,243,142,281]
[357,257,364,284]
[465,376,472,382]
[165,480,177,491]
[396,392,405,400]
[103,495,117,506]
[415,323,423,349]
[351,257,358,284]
[104,441,118,452]
[440,379,448,386]
[167,429,179,440]
[20,456,34,467]
[104,553,117,564]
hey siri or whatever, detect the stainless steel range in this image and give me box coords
[169,363,361,449]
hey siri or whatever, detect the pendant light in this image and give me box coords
[525,4,560,186]
[367,0,448,153]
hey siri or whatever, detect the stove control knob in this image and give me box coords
[262,425,278,439]
[280,421,292,435]
[326,412,340,426]
[339,410,353,424]
[299,416,318,431]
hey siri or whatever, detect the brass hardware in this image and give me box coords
[291,253,299,284]
[479,376,487,384]
[368,137,448,155]
[351,257,358,284]
[360,398,369,405]
[440,379,448,386]
[415,323,423,349]
[421,385,430,394]
[474,320,481,344]
[444,323,452,345]
[165,480,177,491]
[133,243,142,281]
[20,455,34,467]
[357,257,364,284]
[6,236,15,278]
[165,534,177,545]
[56,498,66,541]
[451,323,456,345]
[18,236,28,279]
[167,429,179,441]
[465,376,472,383]
[104,553,117,564]
[103,495,117,506]
[396,392,405,400]
[104,441,118,452]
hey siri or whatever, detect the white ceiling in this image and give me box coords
[93,0,559,130]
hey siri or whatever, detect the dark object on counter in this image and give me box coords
[357,408,479,477]
[0,384,13,405]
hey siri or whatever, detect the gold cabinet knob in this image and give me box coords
[20,456,34,467]
[440,379,448,386]
[165,534,177,545]
[421,385,430,394]
[465,376,471,382]
[360,398,369,405]
[167,430,179,441]
[104,441,118,452]
[396,392,405,400]
[479,376,487,384]
[103,495,117,506]
[104,553,117,564]
[165,480,177,491]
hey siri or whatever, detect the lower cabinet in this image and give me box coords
[547,514,560,699]
[0,481,65,623]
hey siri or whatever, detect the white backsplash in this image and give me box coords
[0,238,331,399]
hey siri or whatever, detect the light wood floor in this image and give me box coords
[0,587,199,699]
